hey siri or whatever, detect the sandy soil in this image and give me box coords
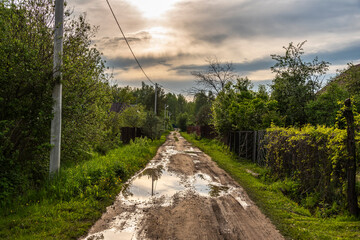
[81,132,284,240]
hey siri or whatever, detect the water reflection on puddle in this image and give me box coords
[121,166,230,204]
[122,166,185,201]
[84,144,249,240]
[87,229,133,240]
[192,173,229,197]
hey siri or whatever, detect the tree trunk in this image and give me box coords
[343,98,359,216]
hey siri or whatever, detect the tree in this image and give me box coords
[211,78,282,136]
[305,83,349,126]
[112,85,136,104]
[270,41,329,126]
[61,13,113,163]
[0,0,55,201]
[118,105,146,128]
[0,0,115,203]
[134,82,165,115]
[142,112,162,139]
[194,91,214,126]
[177,113,188,132]
[191,57,238,94]
[165,93,178,126]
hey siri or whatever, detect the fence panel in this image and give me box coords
[226,130,267,166]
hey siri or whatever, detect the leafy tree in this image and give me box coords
[118,105,146,128]
[339,63,360,95]
[61,13,113,163]
[134,82,165,115]
[177,94,187,114]
[0,0,115,203]
[177,113,188,132]
[270,41,329,126]
[142,112,162,139]
[212,78,282,136]
[165,92,178,126]
[0,1,55,201]
[194,91,214,126]
[305,83,349,126]
[112,85,136,104]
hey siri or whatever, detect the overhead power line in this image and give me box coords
[105,0,155,86]
[159,84,182,95]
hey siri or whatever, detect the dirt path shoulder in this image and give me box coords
[81,132,284,240]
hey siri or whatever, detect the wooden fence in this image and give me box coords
[120,127,143,144]
[227,130,267,166]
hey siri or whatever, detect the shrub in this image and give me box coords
[265,125,348,212]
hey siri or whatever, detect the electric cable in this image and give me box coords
[105,0,155,86]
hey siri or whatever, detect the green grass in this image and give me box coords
[181,133,360,240]
[0,135,166,239]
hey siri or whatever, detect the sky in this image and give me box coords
[69,0,360,95]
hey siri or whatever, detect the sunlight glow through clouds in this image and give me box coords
[127,0,183,18]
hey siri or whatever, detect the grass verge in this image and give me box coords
[0,135,166,240]
[181,132,360,240]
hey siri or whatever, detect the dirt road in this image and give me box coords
[81,132,284,240]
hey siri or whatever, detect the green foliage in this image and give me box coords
[142,112,162,139]
[0,135,166,239]
[305,83,349,126]
[112,85,136,104]
[164,92,178,125]
[265,125,349,214]
[212,78,283,135]
[182,132,360,240]
[194,91,214,126]
[0,0,116,204]
[177,113,188,132]
[61,13,113,163]
[134,82,166,115]
[270,41,330,126]
[118,104,146,128]
[0,0,55,203]
[336,63,360,96]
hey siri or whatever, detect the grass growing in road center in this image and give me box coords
[0,135,166,240]
[181,133,360,240]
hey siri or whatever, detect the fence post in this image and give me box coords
[234,132,236,153]
[238,131,241,157]
[253,131,257,163]
[343,98,359,216]
[245,132,248,159]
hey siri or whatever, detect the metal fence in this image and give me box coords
[227,130,267,166]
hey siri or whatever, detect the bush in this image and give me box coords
[265,125,348,212]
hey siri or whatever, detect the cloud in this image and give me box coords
[95,31,152,49]
[104,52,193,70]
[170,57,273,76]
[71,0,360,91]
[167,0,360,43]
[310,42,360,64]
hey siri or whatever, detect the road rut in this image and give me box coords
[81,131,284,240]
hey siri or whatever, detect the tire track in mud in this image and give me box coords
[81,132,284,240]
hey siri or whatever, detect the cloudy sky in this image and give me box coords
[69,0,360,94]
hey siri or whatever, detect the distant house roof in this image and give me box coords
[110,102,128,113]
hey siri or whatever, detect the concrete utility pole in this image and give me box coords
[49,0,64,175]
[164,104,168,130]
[154,83,158,115]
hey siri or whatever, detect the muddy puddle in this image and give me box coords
[120,146,232,204]
[83,144,250,240]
